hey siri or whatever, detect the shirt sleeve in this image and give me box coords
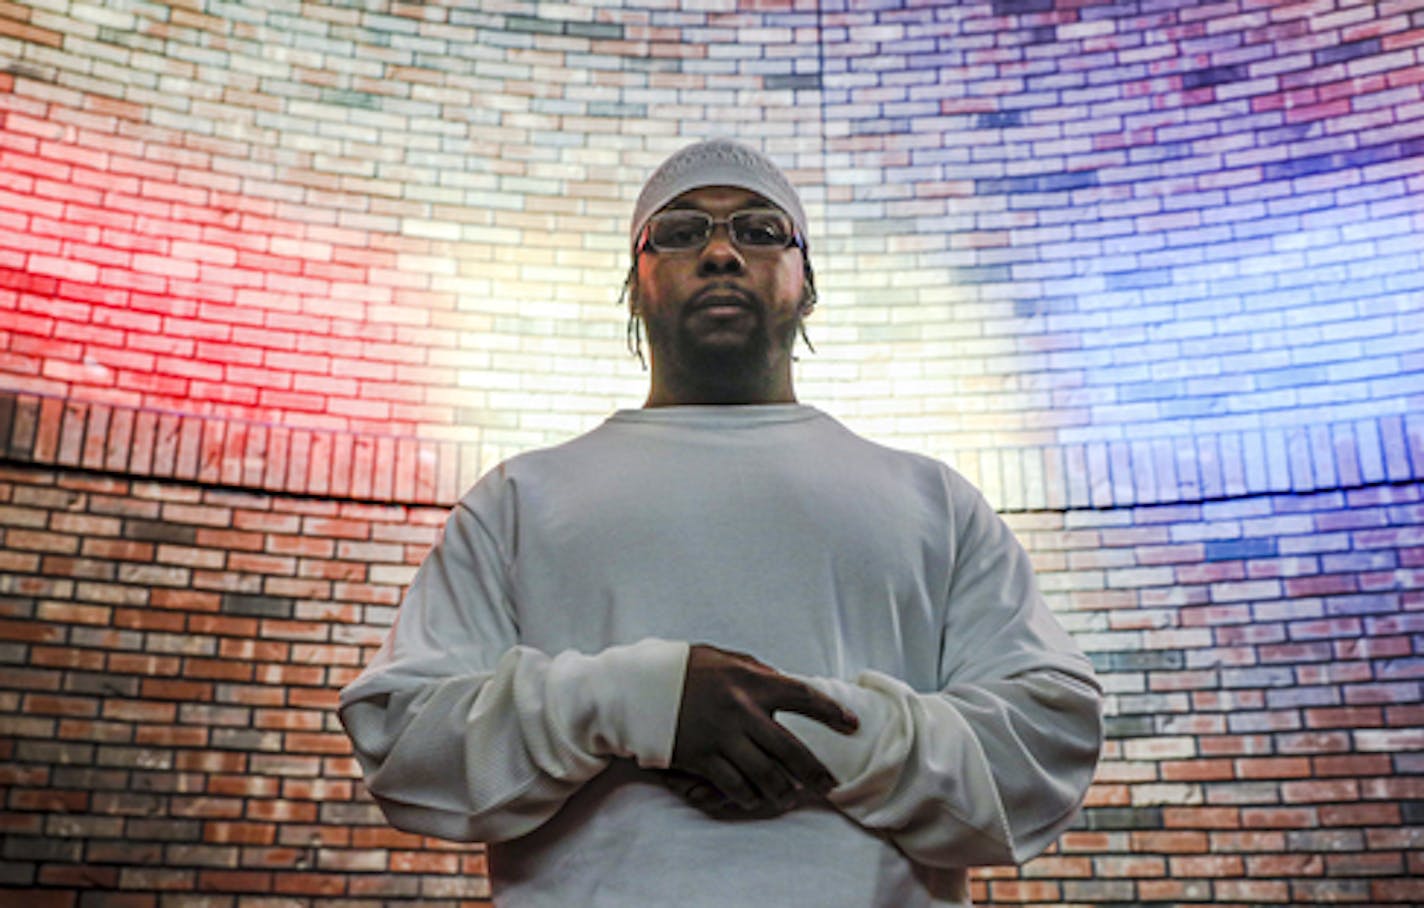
[778,481,1103,868]
[337,474,689,844]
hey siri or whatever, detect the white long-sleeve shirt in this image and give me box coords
[339,404,1102,906]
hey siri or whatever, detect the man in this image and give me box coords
[339,138,1103,906]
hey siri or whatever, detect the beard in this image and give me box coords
[643,290,801,401]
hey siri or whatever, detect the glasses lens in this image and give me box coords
[649,212,711,250]
[731,210,793,247]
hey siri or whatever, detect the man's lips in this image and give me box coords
[688,288,757,313]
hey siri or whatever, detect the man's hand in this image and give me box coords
[668,643,859,816]
[660,768,814,820]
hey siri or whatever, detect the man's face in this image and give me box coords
[633,186,807,382]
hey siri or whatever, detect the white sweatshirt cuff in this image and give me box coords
[546,638,690,769]
[776,674,901,791]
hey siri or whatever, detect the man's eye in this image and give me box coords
[736,215,788,245]
[656,218,706,247]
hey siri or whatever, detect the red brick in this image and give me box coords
[1319,802,1401,826]
[216,682,284,708]
[204,821,276,845]
[39,554,113,581]
[0,18,63,47]
[170,795,243,819]
[273,871,350,896]
[209,773,279,798]
[257,617,330,643]
[300,517,371,540]
[263,577,331,600]
[174,750,246,774]
[389,849,460,873]
[1236,762,1310,785]
[1281,777,1359,803]
[1355,779,1424,802]
[226,551,297,576]
[188,614,257,636]
[1130,830,1209,854]
[284,732,351,755]
[134,724,208,748]
[38,864,122,888]
[346,824,421,851]
[245,799,316,822]
[80,538,154,561]
[1214,879,1290,902]
[1170,854,1244,877]
[217,638,289,662]
[253,708,322,731]
[1022,854,1093,878]
[1283,574,1358,596]
[148,588,221,612]
[298,558,365,581]
[23,692,98,718]
[10,787,88,811]
[1241,807,1317,829]
[1295,660,1372,685]
[1325,850,1404,875]
[1163,758,1234,781]
[287,687,338,712]
[194,527,264,552]
[101,699,176,723]
[1369,877,1424,902]
[6,528,80,554]
[1247,853,1325,876]
[1305,706,1382,729]
[233,510,302,533]
[1084,782,1129,806]
[987,880,1063,901]
[1166,806,1242,829]
[194,870,274,893]
[181,657,254,682]
[1211,830,1286,853]
[160,502,231,527]
[29,644,105,670]
[1311,753,1393,777]
[281,778,351,802]
[1137,878,1216,902]
[140,677,213,701]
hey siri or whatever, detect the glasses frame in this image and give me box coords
[637,207,805,256]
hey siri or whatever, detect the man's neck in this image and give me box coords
[643,369,796,408]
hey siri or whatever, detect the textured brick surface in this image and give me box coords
[0,462,1418,905]
[5,387,1422,511]
[2,0,1422,508]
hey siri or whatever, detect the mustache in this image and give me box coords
[688,284,760,310]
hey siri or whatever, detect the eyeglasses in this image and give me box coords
[639,208,802,254]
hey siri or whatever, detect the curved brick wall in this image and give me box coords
[2,0,1420,503]
[1,1,1421,905]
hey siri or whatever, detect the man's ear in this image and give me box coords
[621,263,640,314]
[799,259,817,313]
[799,275,817,314]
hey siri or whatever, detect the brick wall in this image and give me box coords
[1000,487,1424,906]
[2,0,1423,904]
[2,0,1422,498]
[1,400,1420,905]
[0,455,476,902]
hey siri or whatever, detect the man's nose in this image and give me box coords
[697,224,744,275]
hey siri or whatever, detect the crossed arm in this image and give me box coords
[338,496,1104,867]
[660,644,1103,872]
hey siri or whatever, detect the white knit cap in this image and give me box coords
[630,138,808,253]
